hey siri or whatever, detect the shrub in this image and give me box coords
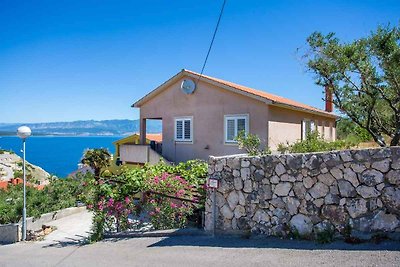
[0,177,87,224]
[144,173,195,229]
[235,131,271,156]
[87,159,208,241]
[278,132,354,154]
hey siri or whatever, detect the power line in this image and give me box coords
[197,0,227,83]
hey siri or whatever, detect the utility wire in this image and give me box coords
[197,0,227,83]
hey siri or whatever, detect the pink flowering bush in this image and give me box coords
[144,173,196,229]
[84,159,207,241]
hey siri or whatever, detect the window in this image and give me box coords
[301,119,315,140]
[224,114,249,143]
[175,117,193,142]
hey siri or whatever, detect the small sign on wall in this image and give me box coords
[208,178,219,189]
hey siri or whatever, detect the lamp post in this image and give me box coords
[17,126,31,241]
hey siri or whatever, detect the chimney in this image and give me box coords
[325,85,333,112]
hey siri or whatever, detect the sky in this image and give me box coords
[0,0,399,123]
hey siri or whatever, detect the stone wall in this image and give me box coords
[205,147,400,238]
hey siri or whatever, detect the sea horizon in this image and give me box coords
[0,136,121,178]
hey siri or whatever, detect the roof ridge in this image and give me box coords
[183,69,335,117]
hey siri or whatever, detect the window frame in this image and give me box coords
[301,119,315,140]
[224,114,249,144]
[174,116,193,143]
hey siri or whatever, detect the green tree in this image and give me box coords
[336,118,371,142]
[81,148,111,179]
[305,25,400,146]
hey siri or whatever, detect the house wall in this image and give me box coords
[268,105,337,150]
[139,77,270,162]
[139,74,336,162]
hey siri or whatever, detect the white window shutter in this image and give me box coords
[301,120,306,140]
[310,121,316,132]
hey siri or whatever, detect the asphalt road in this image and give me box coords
[0,210,399,267]
[1,235,399,266]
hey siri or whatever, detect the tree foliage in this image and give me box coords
[336,117,372,142]
[81,148,111,179]
[305,25,400,146]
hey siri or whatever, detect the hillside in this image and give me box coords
[0,151,51,184]
[0,119,162,136]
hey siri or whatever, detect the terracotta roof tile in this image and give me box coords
[184,69,336,117]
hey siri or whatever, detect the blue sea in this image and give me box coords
[0,136,121,177]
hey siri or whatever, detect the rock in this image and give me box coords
[371,159,391,173]
[270,175,280,184]
[313,198,324,208]
[303,177,315,189]
[220,205,234,219]
[372,148,391,159]
[325,193,340,205]
[343,168,359,187]
[354,150,369,162]
[238,191,246,206]
[330,184,339,195]
[217,179,231,194]
[274,182,292,196]
[254,170,264,181]
[216,192,225,208]
[293,182,307,199]
[234,177,243,190]
[286,197,300,215]
[376,183,385,191]
[356,185,380,198]
[290,214,313,236]
[306,155,320,169]
[241,168,250,180]
[318,173,335,186]
[330,168,343,180]
[381,187,400,215]
[215,161,224,172]
[259,184,272,201]
[392,159,400,170]
[280,174,296,182]
[287,155,303,170]
[275,163,286,176]
[232,169,240,177]
[243,180,252,193]
[346,199,368,218]
[253,209,270,223]
[309,182,329,199]
[270,197,285,209]
[386,170,400,185]
[371,211,399,231]
[339,150,353,162]
[241,160,250,168]
[339,198,346,206]
[338,180,357,197]
[234,205,246,218]
[350,163,367,173]
[360,169,384,186]
[321,205,348,226]
[227,157,240,169]
[227,191,239,210]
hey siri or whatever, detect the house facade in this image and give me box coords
[132,69,337,163]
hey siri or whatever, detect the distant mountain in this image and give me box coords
[0,119,162,136]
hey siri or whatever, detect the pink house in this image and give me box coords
[131,69,337,163]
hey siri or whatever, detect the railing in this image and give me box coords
[119,144,163,164]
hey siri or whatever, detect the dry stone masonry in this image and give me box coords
[205,147,400,239]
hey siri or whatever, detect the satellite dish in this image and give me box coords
[180,79,196,94]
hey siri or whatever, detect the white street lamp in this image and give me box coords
[17,126,31,241]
